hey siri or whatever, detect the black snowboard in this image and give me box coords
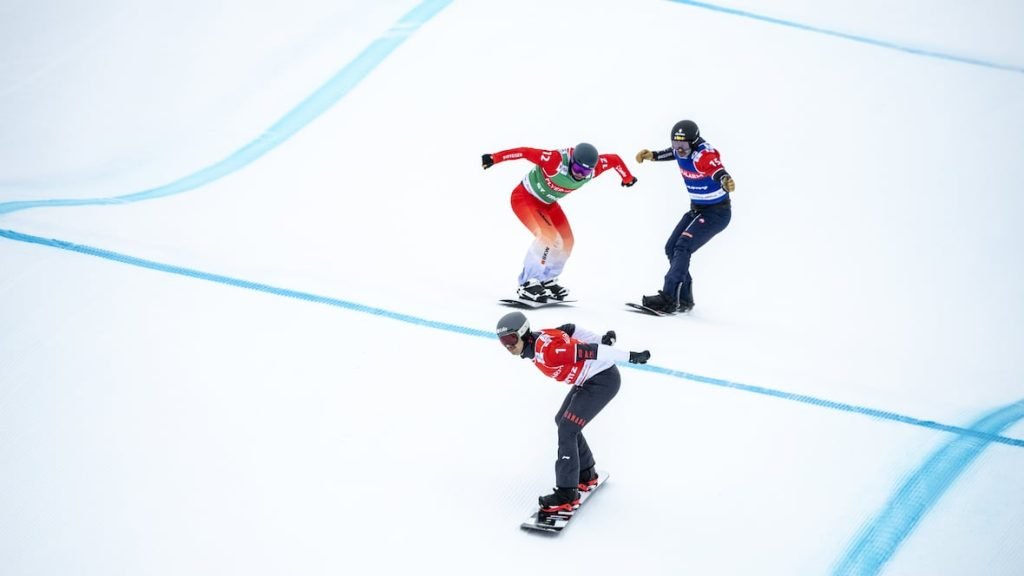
[625,302,670,316]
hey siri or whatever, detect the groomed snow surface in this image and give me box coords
[2,1,1023,574]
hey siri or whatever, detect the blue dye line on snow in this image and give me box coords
[636,364,1024,448]
[3,226,1023,451]
[0,228,486,340]
[667,0,1024,74]
[0,0,1014,219]
[832,400,1024,575]
[0,0,454,217]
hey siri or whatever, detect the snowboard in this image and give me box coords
[520,470,609,534]
[499,298,576,309]
[625,302,671,316]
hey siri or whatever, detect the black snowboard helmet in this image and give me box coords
[496,311,530,348]
[671,120,700,142]
[670,120,700,156]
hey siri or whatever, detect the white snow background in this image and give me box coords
[2,1,1023,575]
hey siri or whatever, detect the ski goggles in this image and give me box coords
[671,139,693,156]
[498,331,521,348]
[570,160,594,179]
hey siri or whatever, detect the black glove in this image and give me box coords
[481,153,494,169]
[601,330,617,345]
[629,350,651,364]
[621,176,637,188]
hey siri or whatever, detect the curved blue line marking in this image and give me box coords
[0,0,453,217]
[3,226,1023,450]
[667,0,1024,74]
[636,364,1024,448]
[0,228,485,340]
[833,400,1024,575]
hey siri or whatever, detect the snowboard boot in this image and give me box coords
[641,291,664,309]
[517,279,549,302]
[642,291,677,313]
[578,465,599,492]
[541,278,570,301]
[538,486,581,513]
[642,291,692,314]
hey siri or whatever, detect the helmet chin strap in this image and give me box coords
[521,332,537,358]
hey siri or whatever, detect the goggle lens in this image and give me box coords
[672,140,692,155]
[570,161,594,179]
[498,332,520,347]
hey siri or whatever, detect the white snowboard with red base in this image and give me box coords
[520,470,609,534]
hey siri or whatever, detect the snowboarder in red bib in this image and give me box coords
[482,143,637,302]
[635,120,736,314]
[496,311,650,513]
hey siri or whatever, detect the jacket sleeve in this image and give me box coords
[594,153,635,183]
[651,148,675,161]
[490,147,564,173]
[569,326,601,344]
[693,147,730,183]
[574,341,630,362]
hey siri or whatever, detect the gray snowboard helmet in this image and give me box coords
[496,311,530,348]
[571,142,599,169]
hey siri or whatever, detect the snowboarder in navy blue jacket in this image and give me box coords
[635,120,735,314]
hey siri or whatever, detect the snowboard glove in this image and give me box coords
[629,350,651,364]
[635,149,654,163]
[601,330,617,345]
[721,174,735,193]
[481,153,494,169]
[621,176,638,188]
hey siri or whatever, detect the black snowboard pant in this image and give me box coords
[554,366,621,489]
[663,201,731,305]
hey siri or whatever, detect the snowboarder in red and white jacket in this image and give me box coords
[495,310,650,512]
[482,143,637,303]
